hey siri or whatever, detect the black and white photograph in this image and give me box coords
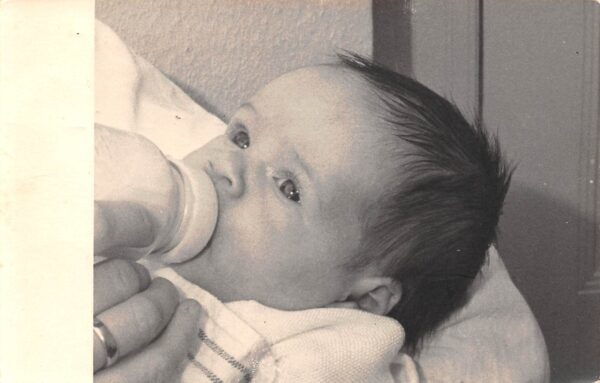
[1,1,599,382]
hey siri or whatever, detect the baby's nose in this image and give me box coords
[206,154,245,199]
[201,140,246,200]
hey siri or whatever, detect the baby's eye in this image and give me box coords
[232,130,250,149]
[277,178,301,203]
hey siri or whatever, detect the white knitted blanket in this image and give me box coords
[152,267,419,382]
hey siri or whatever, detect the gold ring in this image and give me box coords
[93,317,119,369]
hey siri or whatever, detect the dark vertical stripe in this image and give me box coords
[196,328,254,380]
[372,0,413,76]
[477,0,484,122]
[187,353,224,383]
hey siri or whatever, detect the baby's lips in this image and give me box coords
[158,161,219,264]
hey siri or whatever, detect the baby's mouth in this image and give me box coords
[189,212,221,263]
[195,226,216,259]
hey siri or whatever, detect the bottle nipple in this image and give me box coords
[153,159,218,264]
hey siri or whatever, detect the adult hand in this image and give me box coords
[94,200,156,258]
[93,258,201,382]
[94,124,179,260]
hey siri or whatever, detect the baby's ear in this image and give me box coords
[348,277,402,315]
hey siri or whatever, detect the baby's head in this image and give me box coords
[177,54,512,352]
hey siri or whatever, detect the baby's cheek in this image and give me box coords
[225,199,287,257]
[314,214,363,261]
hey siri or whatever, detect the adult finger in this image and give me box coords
[94,258,151,315]
[93,278,179,372]
[94,200,155,258]
[95,299,201,383]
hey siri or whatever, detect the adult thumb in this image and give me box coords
[94,200,156,259]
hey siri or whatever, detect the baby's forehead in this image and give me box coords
[279,64,368,96]
[252,65,376,126]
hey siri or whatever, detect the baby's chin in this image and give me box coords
[171,240,213,280]
[168,235,335,310]
[169,241,242,302]
[170,209,224,282]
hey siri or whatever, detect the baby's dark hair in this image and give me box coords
[338,53,513,354]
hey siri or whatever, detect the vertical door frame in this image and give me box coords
[579,0,600,296]
[374,0,600,296]
[373,0,482,123]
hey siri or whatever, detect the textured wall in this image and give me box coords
[96,0,372,120]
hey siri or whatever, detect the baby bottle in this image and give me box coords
[94,124,218,264]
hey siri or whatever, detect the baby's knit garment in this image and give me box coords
[153,267,419,383]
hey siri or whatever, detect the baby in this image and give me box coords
[134,53,512,382]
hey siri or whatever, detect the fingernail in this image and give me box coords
[182,299,202,316]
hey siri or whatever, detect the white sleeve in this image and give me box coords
[95,20,226,159]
